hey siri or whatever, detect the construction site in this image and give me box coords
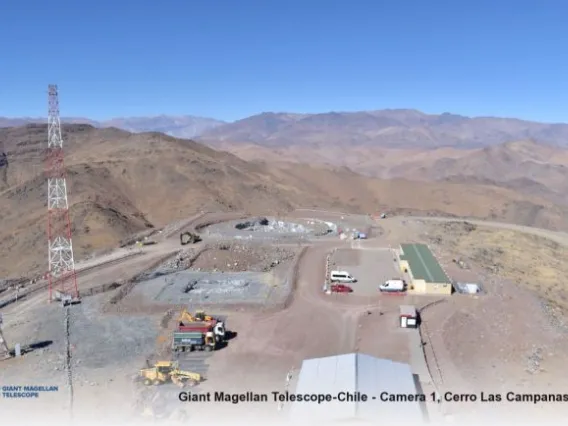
[2,87,568,425]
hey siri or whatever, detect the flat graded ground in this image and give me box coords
[331,247,360,266]
[331,247,400,296]
[127,271,274,306]
[188,242,297,273]
[356,308,411,363]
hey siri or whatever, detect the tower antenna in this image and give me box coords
[45,85,79,302]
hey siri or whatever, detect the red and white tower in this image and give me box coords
[45,84,79,302]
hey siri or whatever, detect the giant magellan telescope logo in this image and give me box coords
[1,385,59,398]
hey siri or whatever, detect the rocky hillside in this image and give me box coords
[2,124,568,277]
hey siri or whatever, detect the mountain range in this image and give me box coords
[2,123,568,277]
[3,109,568,148]
[3,109,568,210]
[197,109,568,149]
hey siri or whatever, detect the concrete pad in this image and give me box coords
[129,271,273,305]
[332,248,401,296]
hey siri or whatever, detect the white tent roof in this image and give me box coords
[288,353,425,424]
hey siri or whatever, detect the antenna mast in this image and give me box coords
[46,85,79,302]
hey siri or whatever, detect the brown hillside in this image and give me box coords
[1,125,568,277]
[217,139,568,205]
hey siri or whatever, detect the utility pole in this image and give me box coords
[45,85,79,302]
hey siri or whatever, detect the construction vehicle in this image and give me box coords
[177,309,227,341]
[177,320,226,342]
[173,331,216,352]
[178,309,214,322]
[178,309,209,322]
[139,361,202,387]
[180,231,201,245]
[178,309,223,328]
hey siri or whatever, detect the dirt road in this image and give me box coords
[293,207,568,247]
[404,216,568,247]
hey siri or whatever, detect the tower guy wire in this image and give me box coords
[45,84,79,301]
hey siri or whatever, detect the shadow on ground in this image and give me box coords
[9,340,53,356]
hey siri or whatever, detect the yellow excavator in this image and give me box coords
[178,309,215,323]
[139,361,202,388]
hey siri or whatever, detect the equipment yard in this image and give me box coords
[2,210,568,424]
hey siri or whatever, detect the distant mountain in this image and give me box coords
[6,109,568,148]
[383,140,568,204]
[197,110,568,149]
[0,115,226,138]
[102,116,226,138]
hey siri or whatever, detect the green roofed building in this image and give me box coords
[399,243,452,295]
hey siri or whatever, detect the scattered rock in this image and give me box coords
[187,242,296,273]
[526,346,543,374]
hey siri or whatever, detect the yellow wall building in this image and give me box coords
[398,243,452,296]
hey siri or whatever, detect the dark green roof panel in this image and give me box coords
[400,243,450,284]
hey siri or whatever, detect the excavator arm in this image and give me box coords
[178,309,196,323]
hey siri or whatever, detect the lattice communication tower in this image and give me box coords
[45,84,79,301]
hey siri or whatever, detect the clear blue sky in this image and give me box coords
[2,0,567,122]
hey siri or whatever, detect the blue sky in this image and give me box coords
[2,0,567,122]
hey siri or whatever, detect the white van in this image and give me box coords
[330,270,357,283]
[379,279,406,292]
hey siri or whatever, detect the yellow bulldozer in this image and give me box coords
[139,361,202,388]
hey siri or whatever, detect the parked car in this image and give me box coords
[331,284,353,293]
